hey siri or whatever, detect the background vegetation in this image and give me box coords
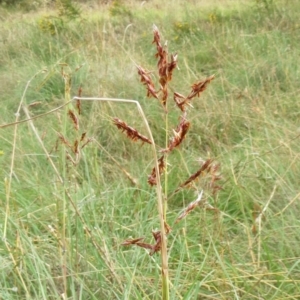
[1,0,300,299]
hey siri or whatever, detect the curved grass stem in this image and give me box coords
[73,96,170,299]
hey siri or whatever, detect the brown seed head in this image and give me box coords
[176,159,213,192]
[113,118,152,145]
[148,155,165,186]
[68,109,79,131]
[187,75,215,100]
[162,114,190,153]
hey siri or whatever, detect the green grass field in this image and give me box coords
[1,0,300,299]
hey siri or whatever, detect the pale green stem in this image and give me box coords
[164,110,169,221]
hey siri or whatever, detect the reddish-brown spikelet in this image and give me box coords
[156,47,168,85]
[167,53,178,82]
[162,114,190,153]
[173,75,214,111]
[153,25,167,82]
[152,25,161,46]
[187,75,215,100]
[175,191,204,223]
[176,159,213,192]
[152,26,178,108]
[149,230,162,256]
[148,155,165,186]
[173,92,187,112]
[68,109,79,131]
[153,26,167,82]
[76,86,82,115]
[161,85,168,107]
[80,132,86,142]
[137,66,159,99]
[73,140,79,154]
[57,132,71,148]
[113,118,152,145]
[121,231,162,256]
[121,237,145,246]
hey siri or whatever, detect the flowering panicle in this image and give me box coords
[118,26,221,268]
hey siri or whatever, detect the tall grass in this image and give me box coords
[1,0,300,299]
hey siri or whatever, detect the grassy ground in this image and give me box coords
[1,0,300,299]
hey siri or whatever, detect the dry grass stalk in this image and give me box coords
[113,117,152,144]
[148,155,165,186]
[251,203,265,234]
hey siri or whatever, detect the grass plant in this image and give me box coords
[1,0,300,299]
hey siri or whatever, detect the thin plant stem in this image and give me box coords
[257,185,277,268]
[164,108,169,221]
[59,71,72,296]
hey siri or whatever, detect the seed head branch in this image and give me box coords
[175,159,213,193]
[113,117,152,145]
[174,75,215,111]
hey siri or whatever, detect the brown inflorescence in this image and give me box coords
[162,114,190,153]
[113,118,152,145]
[121,230,163,256]
[175,159,213,193]
[148,155,165,186]
[137,66,159,99]
[174,75,215,112]
[152,25,178,108]
[175,191,204,224]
